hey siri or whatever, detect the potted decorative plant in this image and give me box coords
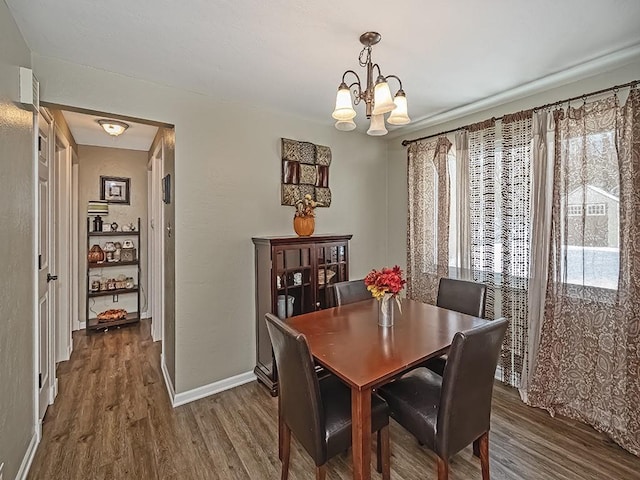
[364,265,406,327]
[293,194,320,236]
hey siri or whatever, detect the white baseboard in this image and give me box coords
[16,430,39,480]
[172,371,256,408]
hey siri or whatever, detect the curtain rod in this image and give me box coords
[401,79,640,147]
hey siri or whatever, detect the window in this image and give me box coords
[561,131,619,290]
[567,204,583,216]
[586,203,606,216]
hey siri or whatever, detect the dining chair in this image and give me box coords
[377,318,508,480]
[264,313,390,480]
[333,279,370,306]
[423,277,488,375]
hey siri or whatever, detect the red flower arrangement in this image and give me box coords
[364,265,406,300]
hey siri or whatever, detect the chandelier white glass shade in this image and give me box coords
[97,119,129,136]
[367,114,387,136]
[332,32,410,135]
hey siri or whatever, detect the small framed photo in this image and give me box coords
[100,176,130,204]
[162,174,171,204]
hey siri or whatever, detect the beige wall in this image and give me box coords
[385,60,640,272]
[78,145,149,323]
[34,55,389,393]
[0,1,35,478]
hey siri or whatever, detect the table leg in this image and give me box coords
[351,386,372,480]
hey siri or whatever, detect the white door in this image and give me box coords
[37,110,56,420]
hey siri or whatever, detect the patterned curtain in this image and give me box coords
[407,137,452,304]
[528,89,640,456]
[467,114,533,387]
[499,112,533,386]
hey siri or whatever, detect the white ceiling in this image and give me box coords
[8,1,640,131]
[61,111,158,151]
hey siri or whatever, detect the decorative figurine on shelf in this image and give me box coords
[121,239,136,262]
[103,242,116,262]
[88,244,105,263]
[122,222,136,232]
[110,221,118,232]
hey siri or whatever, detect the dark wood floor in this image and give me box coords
[28,320,640,480]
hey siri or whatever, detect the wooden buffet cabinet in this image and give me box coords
[252,234,352,395]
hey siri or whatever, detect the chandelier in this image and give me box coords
[332,32,410,136]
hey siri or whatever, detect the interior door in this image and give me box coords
[37,110,55,420]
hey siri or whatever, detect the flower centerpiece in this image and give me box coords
[293,194,320,236]
[364,265,406,327]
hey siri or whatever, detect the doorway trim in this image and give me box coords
[53,127,73,362]
[149,142,165,342]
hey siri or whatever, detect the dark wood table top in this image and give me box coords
[286,298,489,390]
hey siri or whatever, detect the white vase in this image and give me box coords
[277,295,295,318]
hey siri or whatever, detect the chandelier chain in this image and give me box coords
[358,46,371,68]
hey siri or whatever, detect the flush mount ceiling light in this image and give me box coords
[97,119,129,137]
[332,32,410,136]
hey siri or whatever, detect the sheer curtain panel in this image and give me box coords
[520,110,555,403]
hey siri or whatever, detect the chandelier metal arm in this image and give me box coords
[384,74,403,92]
[341,69,365,105]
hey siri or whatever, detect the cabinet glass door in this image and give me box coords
[316,243,348,309]
[275,247,313,317]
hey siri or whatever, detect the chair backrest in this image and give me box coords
[436,278,487,318]
[333,279,370,306]
[264,313,326,464]
[436,318,508,459]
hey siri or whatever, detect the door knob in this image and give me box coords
[47,273,58,282]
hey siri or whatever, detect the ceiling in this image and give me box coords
[8,1,640,133]
[61,111,158,151]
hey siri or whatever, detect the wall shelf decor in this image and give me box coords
[86,217,141,332]
[281,138,331,208]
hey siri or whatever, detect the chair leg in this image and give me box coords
[473,438,480,458]
[315,465,327,480]
[278,394,283,460]
[479,431,490,480]
[436,456,449,480]
[377,426,390,480]
[280,424,291,480]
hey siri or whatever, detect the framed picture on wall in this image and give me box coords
[100,176,130,204]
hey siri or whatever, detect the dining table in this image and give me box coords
[286,297,490,480]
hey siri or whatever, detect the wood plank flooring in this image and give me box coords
[27,320,640,479]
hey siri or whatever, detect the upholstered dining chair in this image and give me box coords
[264,313,390,480]
[423,277,488,375]
[378,318,508,480]
[333,279,370,306]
